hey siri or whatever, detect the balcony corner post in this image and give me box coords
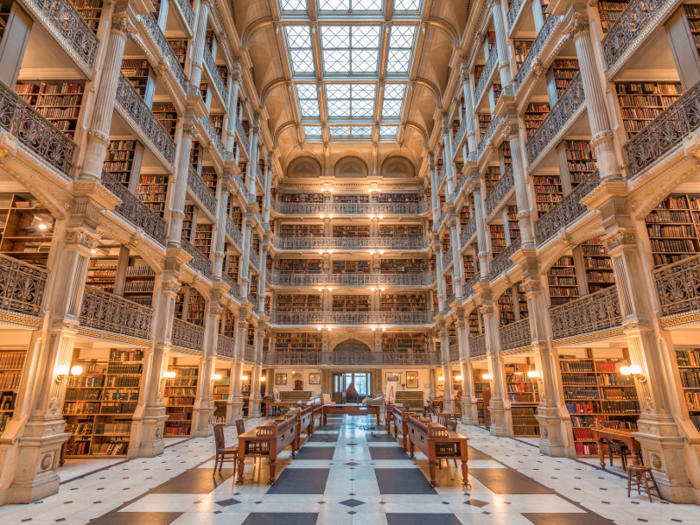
[249,328,265,418]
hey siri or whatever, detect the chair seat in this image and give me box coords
[218,447,239,454]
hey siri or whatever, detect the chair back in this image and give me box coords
[445,420,457,432]
[214,423,226,451]
[438,412,454,425]
[235,419,245,436]
[322,393,331,404]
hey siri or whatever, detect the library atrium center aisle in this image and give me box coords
[3,0,700,514]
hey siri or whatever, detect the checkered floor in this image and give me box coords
[1,415,699,524]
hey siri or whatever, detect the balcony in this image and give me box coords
[171,317,205,353]
[115,73,177,169]
[625,80,700,178]
[267,272,436,287]
[263,351,441,367]
[244,344,256,361]
[249,250,260,270]
[506,0,526,31]
[268,310,434,327]
[499,318,532,352]
[101,171,167,244]
[653,254,700,328]
[24,0,98,76]
[474,50,499,108]
[442,248,453,270]
[231,174,253,202]
[549,287,623,344]
[485,166,514,218]
[218,333,235,359]
[477,116,504,158]
[171,0,195,32]
[449,341,460,362]
[273,236,430,251]
[203,46,228,106]
[139,14,187,95]
[181,237,212,277]
[188,168,217,218]
[536,171,599,246]
[79,286,153,344]
[271,200,429,215]
[222,272,240,298]
[199,116,224,159]
[490,238,521,279]
[460,218,477,247]
[464,274,480,299]
[226,216,244,249]
[0,254,48,328]
[0,81,75,177]
[452,119,467,157]
[236,119,250,154]
[453,172,469,198]
[513,14,564,93]
[469,334,487,359]
[526,73,585,167]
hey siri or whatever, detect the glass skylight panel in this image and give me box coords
[330,126,351,138]
[327,84,351,117]
[352,84,375,116]
[321,26,380,74]
[352,126,373,138]
[297,84,320,117]
[319,0,381,10]
[380,126,398,137]
[387,26,415,73]
[286,26,315,74]
[319,0,348,9]
[382,84,405,118]
[326,84,375,118]
[305,125,323,137]
[281,0,307,10]
[394,0,421,11]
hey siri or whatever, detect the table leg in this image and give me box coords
[402,432,407,451]
[268,460,276,485]
[236,458,245,484]
[461,460,470,490]
[597,437,606,469]
[629,449,642,468]
[409,439,415,460]
[429,461,438,487]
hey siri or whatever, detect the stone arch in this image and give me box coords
[332,338,372,353]
[287,155,322,178]
[334,156,368,178]
[381,157,415,179]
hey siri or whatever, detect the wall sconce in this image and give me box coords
[212,374,222,381]
[71,366,83,376]
[378,216,383,220]
[318,250,324,255]
[527,371,541,379]
[371,327,376,331]
[620,364,646,381]
[318,288,324,292]
[369,215,375,220]
[163,371,176,379]
[455,375,463,381]
[382,327,386,332]
[369,251,375,255]
[318,326,323,331]
[328,250,334,254]
[380,287,385,292]
[370,288,376,292]
[482,373,491,380]
[242,375,249,381]
[261,376,266,382]
[438,376,444,381]
[55,365,69,383]
[379,251,384,255]
[327,327,332,331]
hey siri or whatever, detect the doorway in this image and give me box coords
[332,372,372,404]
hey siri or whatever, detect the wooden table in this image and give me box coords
[407,414,469,488]
[236,414,298,485]
[297,405,314,443]
[590,427,642,469]
[322,404,380,425]
[265,401,299,419]
[389,405,415,450]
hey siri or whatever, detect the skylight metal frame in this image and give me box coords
[320,25,381,75]
[329,125,373,139]
[318,0,383,13]
[381,83,406,119]
[386,26,416,74]
[325,83,376,119]
[285,26,316,75]
[296,84,321,118]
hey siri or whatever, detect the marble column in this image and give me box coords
[168,124,197,246]
[263,154,273,225]
[504,123,535,247]
[249,329,264,417]
[192,299,221,437]
[186,0,210,97]
[442,118,455,195]
[456,313,478,424]
[492,0,513,96]
[439,323,455,413]
[239,217,253,297]
[247,122,260,195]
[429,153,439,224]
[435,241,445,312]
[213,180,231,278]
[228,310,249,422]
[257,242,269,312]
[472,186,489,279]
[460,61,478,159]
[448,217,463,298]
[482,304,513,437]
[225,64,241,154]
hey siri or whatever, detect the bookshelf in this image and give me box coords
[505,363,540,403]
[517,283,529,319]
[473,368,488,425]
[190,142,201,171]
[200,82,209,101]
[194,224,213,258]
[164,366,198,436]
[469,311,481,337]
[277,294,322,312]
[213,368,230,423]
[63,349,144,457]
[478,114,491,138]
[513,40,534,69]
[533,173,563,217]
[275,332,322,351]
[615,82,683,139]
[675,348,700,431]
[333,225,370,238]
[381,293,426,312]
[332,260,370,274]
[188,288,205,326]
[86,257,118,293]
[551,59,579,96]
[564,140,597,187]
[182,205,195,241]
[597,1,629,33]
[547,256,579,307]
[121,59,151,98]
[152,104,177,138]
[168,40,189,70]
[581,238,615,294]
[138,175,169,217]
[227,254,239,284]
[559,352,640,456]
[280,224,323,238]
[124,263,156,306]
[377,194,420,203]
[484,166,500,195]
[104,140,136,186]
[0,4,8,46]
[459,205,471,227]
[507,205,520,242]
[70,0,104,34]
[380,258,423,274]
[280,193,324,203]
[644,193,700,268]
[463,254,475,280]
[210,114,224,141]
[334,195,369,203]
[490,224,506,256]
[382,332,428,352]
[16,82,84,139]
[686,5,700,55]
[0,349,26,435]
[0,195,54,264]
[280,259,323,274]
[524,102,549,139]
[332,295,370,312]
[498,287,515,326]
[378,225,421,238]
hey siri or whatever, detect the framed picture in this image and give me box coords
[386,372,401,383]
[406,371,418,389]
[275,373,287,385]
[292,371,302,380]
[309,373,321,385]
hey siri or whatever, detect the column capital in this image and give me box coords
[502,122,519,139]
[568,13,590,40]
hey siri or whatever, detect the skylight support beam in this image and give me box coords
[378,24,391,80]
[310,24,324,81]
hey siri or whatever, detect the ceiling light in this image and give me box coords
[213,374,222,380]
[38,223,47,230]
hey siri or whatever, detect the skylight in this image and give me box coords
[326,84,375,118]
[387,26,415,73]
[394,0,421,11]
[330,126,373,138]
[382,84,405,118]
[330,126,351,138]
[281,0,307,10]
[297,84,320,117]
[305,125,323,137]
[380,126,398,138]
[321,26,380,74]
[319,0,382,11]
[286,26,315,74]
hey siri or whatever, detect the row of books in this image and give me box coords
[0,372,22,390]
[0,352,25,370]
[106,364,143,375]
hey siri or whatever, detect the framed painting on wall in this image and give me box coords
[275,373,287,385]
[406,371,418,389]
[386,372,401,383]
[309,373,321,385]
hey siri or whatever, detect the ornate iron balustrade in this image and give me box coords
[507,0,525,30]
[101,171,166,243]
[469,334,487,358]
[273,236,430,251]
[262,351,441,367]
[171,317,205,351]
[437,167,447,190]
[445,293,456,308]
[226,216,244,248]
[477,116,503,158]
[141,14,187,94]
[257,164,263,180]
[27,0,98,71]
[449,342,460,362]
[236,119,250,153]
[626,79,700,177]
[232,174,253,202]
[536,171,599,245]
[474,50,499,106]
[218,334,235,358]
[485,166,514,217]
[203,46,228,106]
[453,173,469,199]
[652,254,700,319]
[181,237,212,277]
[200,115,224,157]
[268,310,434,326]
[499,318,532,351]
[526,73,585,166]
[244,344,256,361]
[188,167,217,217]
[249,250,260,269]
[550,286,622,340]
[116,73,176,167]
[514,15,563,90]
[490,237,521,279]
[264,351,324,366]
[0,81,75,176]
[268,272,435,287]
[254,211,264,227]
[222,272,240,298]
[248,295,260,313]
[443,248,453,269]
[0,254,48,320]
[460,218,477,246]
[173,0,195,29]
[464,274,480,299]
[452,119,467,156]
[80,286,153,341]
[271,200,429,215]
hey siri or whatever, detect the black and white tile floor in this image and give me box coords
[2,416,700,525]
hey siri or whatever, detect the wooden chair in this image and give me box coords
[236,419,246,436]
[438,420,459,469]
[213,423,238,475]
[627,465,661,502]
[605,439,631,470]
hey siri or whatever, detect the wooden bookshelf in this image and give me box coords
[201,167,217,195]
[459,205,471,227]
[644,193,700,268]
[104,140,136,186]
[70,0,103,34]
[210,114,224,141]
[86,257,118,293]
[280,224,323,238]
[0,195,54,264]
[597,1,629,33]
[334,195,369,203]
[227,254,239,284]
[616,82,683,139]
[200,82,209,101]
[686,5,700,55]
[478,114,491,138]
[152,104,177,138]
[484,166,500,195]
[507,205,520,242]
[498,287,515,326]
[581,238,615,294]
[138,175,168,217]
[121,59,151,98]
[676,348,700,432]
[188,288,206,326]
[332,260,370,274]
[469,311,481,337]
[0,349,26,435]
[280,193,324,203]
[381,293,426,312]
[513,40,534,69]
[194,224,213,258]
[164,366,198,436]
[524,102,549,139]
[382,332,427,352]
[332,295,371,312]
[565,140,597,187]
[123,263,156,306]
[380,258,423,274]
[378,225,421,238]
[213,368,230,423]
[277,294,322,312]
[182,205,195,242]
[463,254,475,281]
[517,283,529,319]
[168,40,189,70]
[533,173,563,218]
[501,141,512,168]
[377,193,421,203]
[551,59,579,96]
[490,224,506,256]
[0,4,9,45]
[280,259,323,274]
[190,143,201,171]
[16,81,84,139]
[547,256,579,307]
[491,83,502,105]
[333,225,370,238]
[473,368,488,425]
[275,332,322,351]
